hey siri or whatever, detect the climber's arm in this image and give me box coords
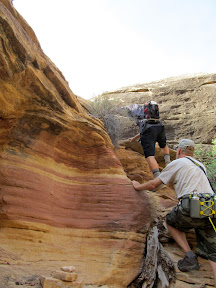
[132,178,162,191]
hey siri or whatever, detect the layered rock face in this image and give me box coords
[102,74,216,146]
[0,1,155,287]
[1,1,215,287]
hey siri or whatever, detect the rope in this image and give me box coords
[208,217,216,233]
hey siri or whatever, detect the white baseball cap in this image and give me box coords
[175,139,195,149]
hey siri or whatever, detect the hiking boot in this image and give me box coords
[177,255,200,272]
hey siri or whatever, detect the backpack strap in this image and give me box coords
[185,157,215,192]
[185,156,206,174]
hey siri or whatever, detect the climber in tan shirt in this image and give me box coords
[132,139,216,287]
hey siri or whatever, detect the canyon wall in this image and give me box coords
[0,1,156,287]
[101,74,216,147]
[0,1,215,287]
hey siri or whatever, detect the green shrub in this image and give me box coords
[89,94,120,149]
[194,139,216,191]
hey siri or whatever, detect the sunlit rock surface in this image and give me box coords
[0,1,155,287]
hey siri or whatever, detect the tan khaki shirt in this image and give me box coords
[158,156,214,199]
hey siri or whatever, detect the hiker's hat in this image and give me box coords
[149,100,158,105]
[175,139,195,149]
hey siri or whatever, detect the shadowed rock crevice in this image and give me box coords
[1,16,27,64]
[43,65,80,111]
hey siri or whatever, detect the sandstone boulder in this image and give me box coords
[0,1,155,287]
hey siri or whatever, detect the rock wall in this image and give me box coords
[0,1,156,287]
[1,1,215,287]
[101,74,216,147]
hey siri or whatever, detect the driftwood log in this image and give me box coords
[128,224,176,288]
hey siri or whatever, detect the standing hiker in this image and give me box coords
[129,101,170,179]
[132,139,216,287]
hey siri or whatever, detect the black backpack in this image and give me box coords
[144,101,159,119]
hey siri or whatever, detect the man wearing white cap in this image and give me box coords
[132,139,216,286]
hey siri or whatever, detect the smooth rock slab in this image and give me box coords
[53,271,78,282]
[40,276,62,288]
[40,275,84,288]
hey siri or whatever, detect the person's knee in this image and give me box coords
[161,144,169,154]
[146,155,156,162]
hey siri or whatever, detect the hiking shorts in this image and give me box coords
[140,124,167,158]
[166,205,216,262]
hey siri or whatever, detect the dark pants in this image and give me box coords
[140,124,167,158]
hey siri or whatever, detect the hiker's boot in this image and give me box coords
[177,255,200,272]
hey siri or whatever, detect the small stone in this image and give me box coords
[61,266,76,273]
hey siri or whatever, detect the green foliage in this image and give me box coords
[89,94,120,148]
[194,139,216,191]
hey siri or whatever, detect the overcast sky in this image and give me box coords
[13,0,216,99]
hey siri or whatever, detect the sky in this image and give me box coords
[13,0,216,99]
